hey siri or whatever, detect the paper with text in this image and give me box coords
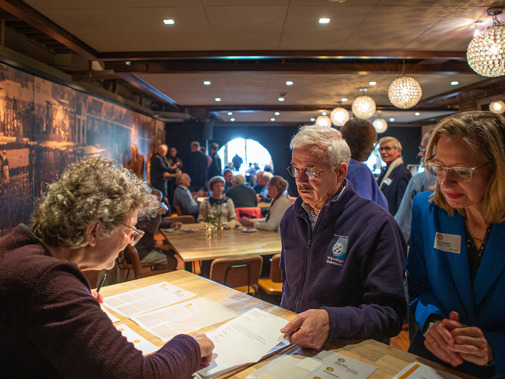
[102,282,196,317]
[115,323,159,355]
[196,308,289,378]
[131,297,237,341]
[246,350,377,379]
[393,362,462,379]
[101,306,120,323]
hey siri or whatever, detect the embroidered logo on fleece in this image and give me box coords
[326,235,348,267]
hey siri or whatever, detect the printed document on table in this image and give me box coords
[115,323,159,355]
[196,308,289,379]
[101,306,120,323]
[131,297,237,341]
[102,282,196,317]
[393,362,462,379]
[246,350,377,379]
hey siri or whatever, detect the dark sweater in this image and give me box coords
[0,224,200,378]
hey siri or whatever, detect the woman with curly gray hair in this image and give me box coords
[0,157,213,378]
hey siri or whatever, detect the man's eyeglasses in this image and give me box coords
[425,161,489,181]
[379,146,394,152]
[117,220,145,246]
[287,165,330,181]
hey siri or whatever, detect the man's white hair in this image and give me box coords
[290,124,350,167]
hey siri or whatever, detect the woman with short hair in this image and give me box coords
[197,175,237,224]
[407,111,505,377]
[0,157,213,378]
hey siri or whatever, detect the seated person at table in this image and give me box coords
[197,175,237,224]
[173,173,201,220]
[279,124,407,350]
[407,111,505,377]
[239,175,290,232]
[0,157,213,378]
[226,174,258,208]
[135,188,178,270]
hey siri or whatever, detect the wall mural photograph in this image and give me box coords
[0,63,165,235]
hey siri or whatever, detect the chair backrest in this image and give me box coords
[123,244,144,279]
[235,207,262,219]
[269,254,282,283]
[210,255,263,294]
[160,215,195,228]
[173,204,182,216]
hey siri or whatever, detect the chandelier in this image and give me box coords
[330,107,349,126]
[388,76,423,109]
[373,118,388,133]
[490,100,505,113]
[467,5,505,77]
[352,89,376,119]
[315,115,332,127]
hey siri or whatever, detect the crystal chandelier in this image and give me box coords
[352,89,376,119]
[388,76,423,109]
[490,100,505,113]
[315,115,331,127]
[373,118,388,133]
[330,107,349,126]
[467,5,505,77]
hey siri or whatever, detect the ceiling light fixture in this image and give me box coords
[228,112,233,115]
[319,18,331,24]
[203,81,211,85]
[271,118,276,122]
[330,106,350,126]
[274,112,280,116]
[373,118,388,133]
[214,98,221,102]
[163,19,175,25]
[450,81,459,85]
[230,118,235,122]
[388,60,423,109]
[315,115,332,127]
[286,81,293,86]
[467,3,505,77]
[490,100,505,113]
[352,88,376,119]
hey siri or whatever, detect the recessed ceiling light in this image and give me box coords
[310,118,316,122]
[215,98,221,102]
[230,118,235,122]
[451,81,459,86]
[227,112,233,115]
[414,112,420,116]
[203,81,211,85]
[321,111,327,116]
[369,81,376,86]
[319,18,330,24]
[278,97,285,102]
[271,118,276,122]
[341,98,347,102]
[286,81,293,86]
[274,112,280,116]
[389,118,395,122]
[163,19,174,25]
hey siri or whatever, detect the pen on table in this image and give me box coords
[97,273,107,294]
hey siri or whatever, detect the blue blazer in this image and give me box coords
[407,191,505,377]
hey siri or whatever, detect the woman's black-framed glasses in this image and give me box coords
[117,220,145,246]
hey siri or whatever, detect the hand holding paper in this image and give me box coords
[281,308,330,350]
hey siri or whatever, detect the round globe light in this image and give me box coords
[388,76,422,109]
[352,96,376,119]
[315,115,332,127]
[330,107,350,126]
[467,24,505,77]
[490,100,505,114]
[373,118,388,133]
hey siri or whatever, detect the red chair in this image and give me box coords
[235,207,262,219]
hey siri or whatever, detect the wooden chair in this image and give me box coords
[173,204,182,216]
[210,255,263,296]
[258,254,283,297]
[235,207,262,219]
[118,244,173,281]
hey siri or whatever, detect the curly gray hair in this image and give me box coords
[32,157,159,248]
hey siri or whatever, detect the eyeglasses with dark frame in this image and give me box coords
[287,165,331,181]
[117,220,145,246]
[425,161,489,181]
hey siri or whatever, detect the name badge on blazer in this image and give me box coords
[434,232,461,254]
[383,178,392,186]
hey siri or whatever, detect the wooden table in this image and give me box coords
[101,271,473,379]
[160,223,282,263]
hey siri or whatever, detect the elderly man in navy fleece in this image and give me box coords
[280,124,407,349]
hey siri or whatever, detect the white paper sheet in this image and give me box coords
[246,350,377,379]
[115,323,159,355]
[102,282,196,317]
[196,308,289,379]
[393,362,462,379]
[130,297,237,341]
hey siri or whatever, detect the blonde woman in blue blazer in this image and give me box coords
[407,111,505,378]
